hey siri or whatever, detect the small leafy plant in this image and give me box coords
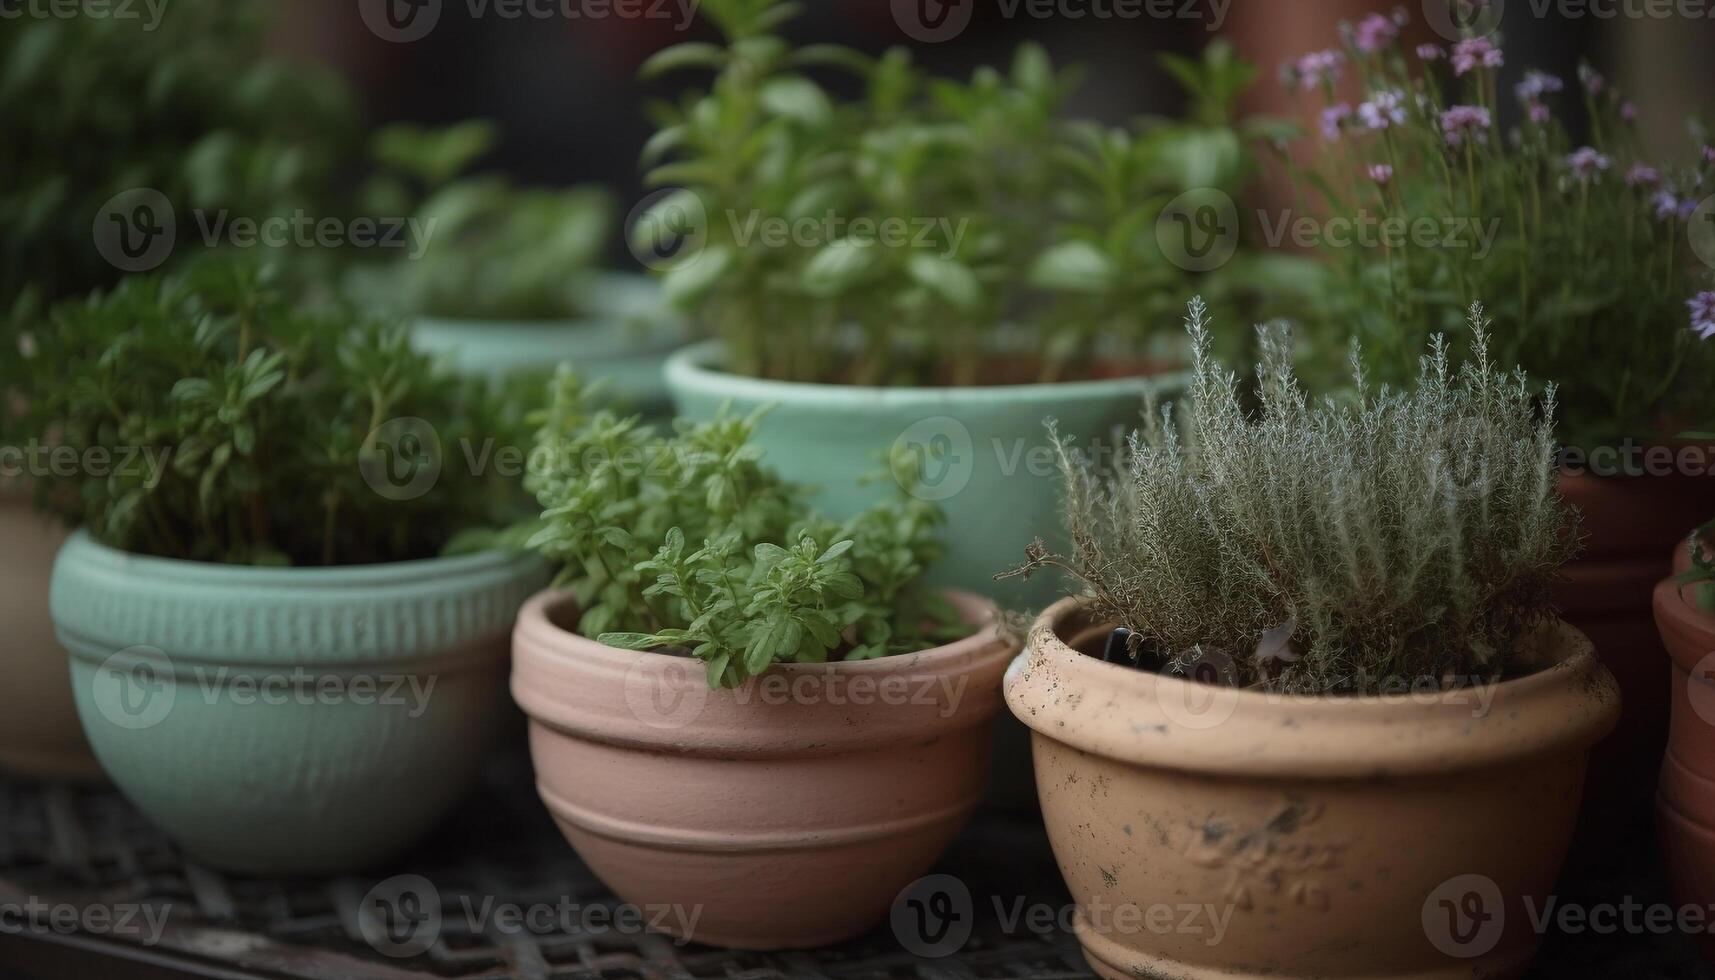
[358,122,617,321]
[633,0,1294,385]
[12,254,527,566]
[1677,520,1715,612]
[1283,6,1715,447]
[523,369,964,687]
[1010,299,1578,695]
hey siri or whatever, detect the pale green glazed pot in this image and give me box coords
[665,341,1181,612]
[412,273,685,415]
[51,532,548,875]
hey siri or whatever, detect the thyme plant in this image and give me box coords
[359,122,617,320]
[524,369,964,687]
[1012,299,1578,694]
[12,255,527,566]
[634,0,1290,384]
[1283,7,1715,447]
[1678,520,1715,612]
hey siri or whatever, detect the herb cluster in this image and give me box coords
[1013,299,1578,694]
[358,122,618,321]
[524,368,965,687]
[13,255,527,566]
[1284,8,1715,446]
[634,0,1294,385]
[1679,520,1715,612]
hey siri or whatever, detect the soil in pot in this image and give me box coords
[51,531,548,875]
[1007,598,1620,980]
[509,588,1018,950]
[1654,551,1715,962]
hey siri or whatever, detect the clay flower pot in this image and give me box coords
[510,588,1016,949]
[1008,598,1620,980]
[1558,469,1711,842]
[51,531,547,875]
[0,490,99,780]
[1654,542,1715,958]
[412,273,684,415]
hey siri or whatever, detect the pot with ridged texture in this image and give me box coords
[1008,597,1621,980]
[1655,539,1715,962]
[510,587,1016,950]
[51,531,547,875]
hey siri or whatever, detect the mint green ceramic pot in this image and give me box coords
[412,274,685,415]
[51,532,548,875]
[665,341,1180,611]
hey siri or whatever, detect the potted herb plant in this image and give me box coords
[1282,8,1715,827]
[638,0,1299,609]
[0,0,362,782]
[508,370,1016,948]
[1656,518,1715,958]
[22,256,545,874]
[1005,301,1619,979]
[357,122,684,414]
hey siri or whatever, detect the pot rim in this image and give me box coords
[1654,575,1715,676]
[665,339,1181,404]
[1008,596,1621,778]
[55,528,537,590]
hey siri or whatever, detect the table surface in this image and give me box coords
[0,746,1710,980]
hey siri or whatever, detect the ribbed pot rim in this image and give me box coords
[1007,596,1621,779]
[664,340,1180,405]
[1655,575,1715,676]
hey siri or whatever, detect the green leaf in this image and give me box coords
[800,239,879,297]
[1029,240,1115,293]
[906,254,982,313]
[638,42,727,80]
[759,76,833,127]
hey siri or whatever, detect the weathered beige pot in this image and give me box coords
[1007,598,1620,980]
[0,489,99,780]
[511,588,1016,950]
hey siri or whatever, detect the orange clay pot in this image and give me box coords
[1655,540,1715,961]
[1557,470,1711,851]
[1008,598,1620,980]
[510,588,1017,950]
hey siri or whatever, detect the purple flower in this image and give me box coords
[1352,13,1399,53]
[1452,38,1502,76]
[1293,50,1344,91]
[1566,146,1612,179]
[1690,292,1715,340]
[1579,64,1605,95]
[1704,145,1715,165]
[1440,105,1493,146]
[1368,163,1395,184]
[1620,101,1638,122]
[1358,90,1407,130]
[1514,71,1564,103]
[1320,103,1353,141]
[1528,102,1552,125]
[1417,44,1444,61]
[1625,164,1660,188]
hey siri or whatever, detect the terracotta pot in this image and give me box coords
[52,531,548,874]
[0,490,99,780]
[510,588,1016,950]
[1654,548,1715,959]
[1008,598,1620,980]
[1557,470,1712,852]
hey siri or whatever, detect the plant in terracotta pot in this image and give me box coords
[1281,7,1715,836]
[509,369,1017,949]
[637,0,1308,610]
[1656,517,1715,959]
[353,121,684,412]
[1004,300,1620,979]
[16,254,545,874]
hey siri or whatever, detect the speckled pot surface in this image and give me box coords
[51,531,548,875]
[0,492,99,780]
[1007,598,1620,980]
[412,274,684,414]
[511,588,1017,950]
[1655,544,1715,962]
